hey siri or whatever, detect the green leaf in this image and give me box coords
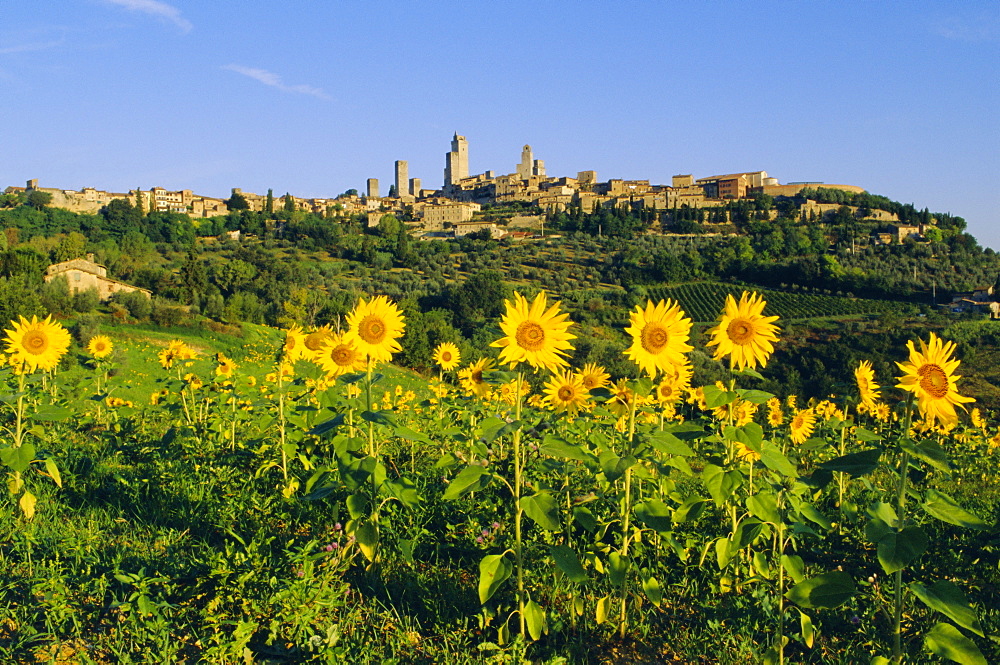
[383,476,421,509]
[734,518,764,549]
[736,389,775,405]
[360,410,396,427]
[520,492,561,531]
[642,575,663,607]
[634,499,673,532]
[760,441,799,478]
[747,492,781,524]
[910,581,984,637]
[0,443,35,474]
[702,464,742,505]
[33,404,72,421]
[665,423,706,440]
[393,425,431,444]
[608,552,629,587]
[19,491,37,519]
[922,490,990,530]
[877,526,928,574]
[646,430,694,457]
[900,439,952,473]
[43,458,62,488]
[703,384,738,408]
[781,554,806,584]
[539,435,592,461]
[355,522,378,562]
[346,492,370,520]
[672,495,709,523]
[478,554,512,604]
[818,449,881,477]
[573,506,597,533]
[799,609,815,648]
[924,622,987,665]
[598,450,635,482]
[854,427,881,442]
[549,545,588,583]
[785,571,856,609]
[595,595,612,624]
[308,413,345,436]
[523,599,546,641]
[443,465,490,500]
[797,502,833,531]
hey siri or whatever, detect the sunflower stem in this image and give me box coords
[513,370,526,636]
[892,394,915,663]
[618,377,639,640]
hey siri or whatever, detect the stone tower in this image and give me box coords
[444,132,469,187]
[517,145,533,179]
[367,178,379,199]
[395,160,408,198]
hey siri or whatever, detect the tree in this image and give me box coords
[25,190,52,209]
[265,189,274,213]
[135,188,145,215]
[387,184,397,198]
[283,193,295,212]
[226,191,249,211]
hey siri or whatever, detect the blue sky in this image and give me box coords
[2,1,998,248]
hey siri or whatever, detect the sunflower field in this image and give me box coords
[1,293,998,664]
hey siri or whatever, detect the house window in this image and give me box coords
[74,272,81,281]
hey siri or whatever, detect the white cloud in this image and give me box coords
[105,0,193,33]
[0,39,64,55]
[932,15,996,43]
[222,64,330,100]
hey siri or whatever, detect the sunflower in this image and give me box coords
[989,430,1000,450]
[766,397,784,427]
[3,315,71,372]
[87,335,114,359]
[654,360,693,404]
[706,292,780,371]
[283,325,308,362]
[607,379,636,417]
[458,358,494,398]
[577,363,610,391]
[623,299,693,378]
[215,353,237,378]
[874,402,891,422]
[854,360,881,411]
[433,342,462,371]
[543,371,590,415]
[316,333,365,378]
[970,407,985,431]
[789,408,816,445]
[158,340,195,370]
[497,377,529,407]
[895,332,975,427]
[655,379,685,405]
[303,326,335,359]
[184,373,203,390]
[345,296,406,364]
[734,440,761,463]
[491,291,575,373]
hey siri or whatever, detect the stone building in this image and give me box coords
[44,256,151,300]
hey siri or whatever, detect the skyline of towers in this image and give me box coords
[517,144,545,179]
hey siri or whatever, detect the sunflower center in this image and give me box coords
[918,364,949,399]
[358,316,387,344]
[557,386,575,401]
[332,346,354,365]
[515,321,546,351]
[471,370,483,383]
[582,375,597,389]
[858,377,869,392]
[640,322,670,354]
[305,332,328,351]
[726,318,755,345]
[23,330,48,355]
[441,351,453,362]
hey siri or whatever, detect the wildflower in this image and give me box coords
[87,335,113,359]
[458,358,494,398]
[895,332,974,427]
[344,295,406,364]
[432,342,462,371]
[706,291,780,371]
[623,299,693,378]
[491,291,575,373]
[3,315,71,372]
[789,408,816,445]
[316,333,365,377]
[854,360,881,412]
[577,362,610,391]
[543,370,590,415]
[215,353,237,378]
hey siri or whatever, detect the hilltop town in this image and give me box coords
[4,132,925,244]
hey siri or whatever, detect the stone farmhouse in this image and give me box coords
[44,256,151,301]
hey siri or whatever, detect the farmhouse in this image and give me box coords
[44,256,151,300]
